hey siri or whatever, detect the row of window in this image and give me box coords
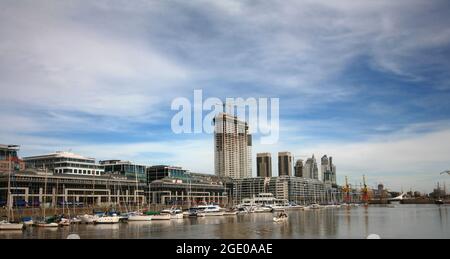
[54,168,102,176]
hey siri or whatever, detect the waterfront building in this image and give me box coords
[303,154,319,180]
[148,172,227,206]
[0,170,146,207]
[256,153,272,177]
[278,152,292,176]
[294,159,304,177]
[23,151,104,176]
[100,160,147,182]
[146,165,189,184]
[230,176,330,205]
[321,155,332,184]
[0,144,25,173]
[214,113,252,179]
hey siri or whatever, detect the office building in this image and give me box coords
[100,160,147,182]
[278,152,292,176]
[303,154,319,180]
[23,151,104,176]
[256,153,272,177]
[294,159,304,177]
[0,144,25,173]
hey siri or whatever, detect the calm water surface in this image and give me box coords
[1,204,448,239]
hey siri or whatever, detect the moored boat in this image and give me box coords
[0,221,24,230]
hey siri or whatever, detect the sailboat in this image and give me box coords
[128,170,152,221]
[35,167,58,228]
[0,156,24,231]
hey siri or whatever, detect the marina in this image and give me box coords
[0,204,448,239]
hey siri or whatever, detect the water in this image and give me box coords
[1,204,449,239]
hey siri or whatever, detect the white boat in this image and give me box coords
[273,212,288,222]
[253,206,273,213]
[223,211,238,216]
[127,213,153,222]
[161,208,184,219]
[0,221,24,230]
[58,218,71,227]
[196,205,225,217]
[151,214,172,220]
[309,203,322,209]
[79,214,96,224]
[71,217,82,224]
[35,222,59,228]
[93,215,121,224]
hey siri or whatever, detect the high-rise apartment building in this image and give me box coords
[294,159,304,177]
[214,113,252,179]
[303,154,319,180]
[256,153,272,177]
[278,152,292,176]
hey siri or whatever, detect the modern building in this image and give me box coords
[294,159,304,177]
[214,113,252,179]
[0,144,25,173]
[230,176,330,205]
[148,172,228,206]
[100,160,147,182]
[303,154,319,180]
[278,152,292,176]
[0,170,146,208]
[256,153,272,177]
[146,165,189,184]
[23,151,104,176]
[321,155,336,185]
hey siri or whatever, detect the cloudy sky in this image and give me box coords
[1,0,450,192]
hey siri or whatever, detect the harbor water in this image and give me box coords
[0,204,448,239]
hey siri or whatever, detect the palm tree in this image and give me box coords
[440,170,450,175]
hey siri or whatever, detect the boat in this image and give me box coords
[0,220,24,230]
[239,193,288,212]
[309,203,322,209]
[253,206,273,213]
[79,214,96,224]
[223,210,238,216]
[161,208,184,219]
[22,217,34,226]
[196,205,225,217]
[435,199,444,205]
[151,213,172,220]
[35,221,59,228]
[58,218,71,227]
[273,211,288,222]
[93,213,121,224]
[127,212,153,222]
[71,217,82,224]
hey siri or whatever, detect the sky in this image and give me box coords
[1,0,450,193]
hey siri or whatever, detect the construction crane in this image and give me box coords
[361,175,369,204]
[342,176,351,203]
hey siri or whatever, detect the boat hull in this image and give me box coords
[127,215,153,221]
[0,223,24,230]
[93,216,120,224]
[151,214,172,220]
[35,223,59,228]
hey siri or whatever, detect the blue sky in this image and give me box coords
[1,0,450,192]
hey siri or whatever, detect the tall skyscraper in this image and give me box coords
[256,153,272,177]
[294,159,304,177]
[303,154,318,179]
[214,113,252,179]
[278,152,292,176]
[321,155,337,185]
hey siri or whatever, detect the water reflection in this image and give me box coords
[1,205,449,239]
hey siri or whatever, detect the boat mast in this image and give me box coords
[7,155,12,222]
[43,166,48,220]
